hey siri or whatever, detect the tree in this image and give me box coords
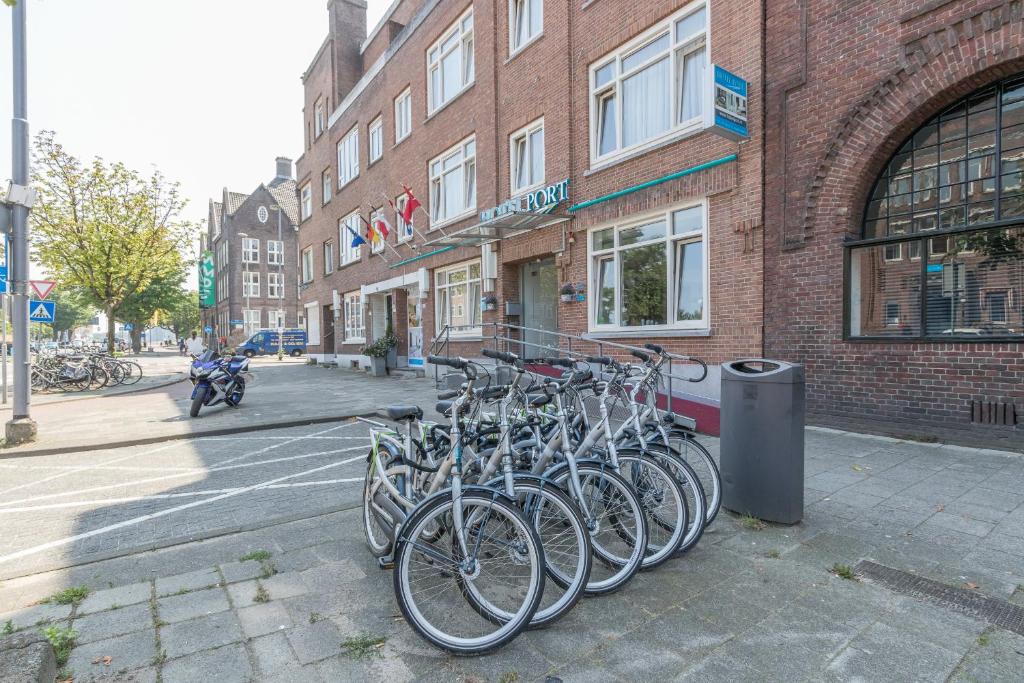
[166,291,201,341]
[49,288,95,341]
[118,270,187,352]
[30,132,195,352]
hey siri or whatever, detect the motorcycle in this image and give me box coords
[188,350,250,417]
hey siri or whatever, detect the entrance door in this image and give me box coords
[407,290,424,367]
[322,304,335,355]
[521,258,558,356]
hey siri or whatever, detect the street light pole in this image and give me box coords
[6,1,36,443]
[238,232,250,338]
[274,207,284,356]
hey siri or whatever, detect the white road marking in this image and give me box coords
[0,464,204,473]
[197,435,366,441]
[209,422,357,467]
[0,456,367,566]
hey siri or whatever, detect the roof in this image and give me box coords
[267,181,299,225]
[224,191,248,216]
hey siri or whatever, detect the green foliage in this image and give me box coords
[2,619,13,635]
[40,625,77,667]
[166,290,200,340]
[739,513,766,531]
[49,288,95,340]
[239,550,272,562]
[42,586,89,606]
[361,333,397,358]
[253,585,270,603]
[339,635,386,659]
[830,563,856,580]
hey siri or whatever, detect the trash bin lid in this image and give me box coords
[721,359,804,384]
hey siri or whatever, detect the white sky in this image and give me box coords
[0,0,390,280]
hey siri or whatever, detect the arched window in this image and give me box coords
[847,74,1024,341]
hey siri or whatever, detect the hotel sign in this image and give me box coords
[479,178,570,222]
[703,64,749,141]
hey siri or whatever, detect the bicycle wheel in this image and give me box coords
[362,453,404,558]
[393,489,544,655]
[120,361,143,385]
[615,451,687,570]
[663,431,721,524]
[105,361,126,385]
[630,446,708,554]
[89,365,110,389]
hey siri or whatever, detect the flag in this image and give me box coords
[346,225,366,247]
[360,214,380,244]
[402,186,421,224]
[373,213,392,240]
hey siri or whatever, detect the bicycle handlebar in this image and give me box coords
[481,348,519,365]
[544,357,574,368]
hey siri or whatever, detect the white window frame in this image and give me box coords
[883,243,903,262]
[368,117,383,163]
[510,118,545,194]
[588,1,708,167]
[268,272,284,299]
[217,240,229,271]
[429,135,476,229]
[339,213,362,265]
[434,259,483,337]
[343,291,365,343]
[396,194,413,243]
[427,8,475,115]
[394,88,412,143]
[337,127,360,188]
[300,183,312,221]
[314,97,325,138]
[267,240,284,265]
[269,310,286,329]
[322,168,332,204]
[242,237,260,264]
[884,301,901,327]
[304,301,321,346]
[243,270,260,298]
[587,199,709,333]
[509,0,543,56]
[243,309,261,337]
[301,247,314,284]
[323,240,334,274]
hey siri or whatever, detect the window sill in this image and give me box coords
[338,260,362,270]
[393,133,410,149]
[433,334,484,343]
[584,328,711,339]
[337,176,359,192]
[368,156,382,167]
[424,82,475,123]
[585,123,706,177]
[506,33,543,64]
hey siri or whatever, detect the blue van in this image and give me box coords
[237,329,307,357]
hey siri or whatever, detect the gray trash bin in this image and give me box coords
[720,359,805,524]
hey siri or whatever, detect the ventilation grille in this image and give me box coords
[970,400,1017,426]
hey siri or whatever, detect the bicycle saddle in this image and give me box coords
[386,405,423,421]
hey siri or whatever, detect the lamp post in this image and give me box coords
[270,207,285,357]
[238,232,252,339]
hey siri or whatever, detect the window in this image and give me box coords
[429,136,476,227]
[243,271,260,298]
[300,183,312,221]
[344,291,365,342]
[510,0,542,54]
[243,309,261,337]
[589,202,707,331]
[242,237,259,264]
[849,72,1024,340]
[301,247,313,284]
[396,194,413,243]
[217,273,228,302]
[304,302,320,345]
[369,117,383,163]
[339,213,362,265]
[435,260,482,335]
[267,240,284,265]
[269,310,286,329]
[322,168,332,204]
[427,8,474,114]
[395,88,412,143]
[314,97,325,138]
[590,2,706,164]
[510,119,545,193]
[323,240,334,274]
[268,272,284,299]
[216,240,229,271]
[337,127,359,188]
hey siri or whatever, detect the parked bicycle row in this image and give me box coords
[361,343,717,654]
[30,352,144,392]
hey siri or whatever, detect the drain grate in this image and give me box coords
[855,560,1024,636]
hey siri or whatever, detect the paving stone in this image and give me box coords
[70,665,159,682]
[217,560,264,585]
[298,560,366,593]
[225,580,264,609]
[0,632,56,683]
[155,587,229,624]
[250,631,306,680]
[161,643,251,683]
[822,622,963,682]
[285,619,344,665]
[77,582,152,615]
[160,611,243,659]
[259,572,309,601]
[237,601,292,638]
[72,602,153,644]
[0,601,71,631]
[154,568,221,597]
[65,628,157,679]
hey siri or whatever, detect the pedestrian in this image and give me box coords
[184,331,205,357]
[178,338,185,356]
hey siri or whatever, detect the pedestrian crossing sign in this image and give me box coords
[29,300,55,323]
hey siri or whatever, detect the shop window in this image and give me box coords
[589,202,707,331]
[849,72,1024,340]
[322,168,332,205]
[429,136,476,228]
[510,119,545,193]
[395,88,412,143]
[344,292,365,342]
[369,117,383,163]
[428,8,474,114]
[590,2,706,165]
[267,240,284,265]
[242,238,259,264]
[300,247,313,284]
[435,260,482,336]
[339,213,362,265]
[337,127,359,188]
[300,183,312,221]
[510,0,542,55]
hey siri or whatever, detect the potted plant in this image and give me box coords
[483,295,498,312]
[560,283,576,303]
[382,324,399,369]
[361,337,391,377]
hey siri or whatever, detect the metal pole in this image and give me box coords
[7,1,35,441]
[277,208,284,355]
[2,293,7,405]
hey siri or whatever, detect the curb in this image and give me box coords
[0,410,376,459]
[0,374,188,410]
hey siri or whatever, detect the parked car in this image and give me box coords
[236,329,307,357]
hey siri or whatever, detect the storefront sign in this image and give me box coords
[703,65,748,141]
[479,179,570,222]
[199,251,215,308]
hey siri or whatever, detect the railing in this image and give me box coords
[427,322,708,418]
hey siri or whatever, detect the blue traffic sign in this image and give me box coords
[123,322,134,332]
[29,300,55,323]
[204,325,213,334]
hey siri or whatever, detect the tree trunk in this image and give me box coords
[106,306,116,354]
[131,327,142,353]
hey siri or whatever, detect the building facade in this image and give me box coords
[200,158,301,347]
[764,0,1024,444]
[296,0,763,431]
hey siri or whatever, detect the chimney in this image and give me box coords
[328,0,367,103]
[275,157,293,180]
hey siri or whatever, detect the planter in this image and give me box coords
[386,346,398,369]
[368,356,387,377]
[560,294,575,303]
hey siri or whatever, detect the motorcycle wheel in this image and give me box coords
[189,390,206,417]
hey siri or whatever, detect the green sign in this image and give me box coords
[199,250,215,308]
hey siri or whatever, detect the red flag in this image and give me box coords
[402,186,421,224]
[374,214,392,239]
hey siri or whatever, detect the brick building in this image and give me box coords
[764,0,1024,444]
[200,158,301,347]
[296,0,762,428]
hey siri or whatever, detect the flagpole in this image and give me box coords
[366,205,404,259]
[380,192,424,250]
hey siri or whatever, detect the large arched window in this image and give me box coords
[847,74,1024,341]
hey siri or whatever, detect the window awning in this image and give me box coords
[422,208,572,248]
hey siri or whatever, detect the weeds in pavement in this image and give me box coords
[259,560,278,579]
[240,550,272,563]
[740,514,767,531]
[2,619,13,635]
[498,672,520,683]
[977,633,990,646]
[829,563,856,581]
[254,585,270,604]
[43,586,89,606]
[766,549,781,559]
[340,635,386,659]
[110,603,121,610]
[40,625,77,667]
[153,649,167,666]
[56,667,73,683]
[309,612,324,624]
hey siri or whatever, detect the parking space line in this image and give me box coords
[208,422,357,467]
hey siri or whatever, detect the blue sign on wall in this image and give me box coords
[29,300,55,323]
[704,65,749,141]
[926,264,943,273]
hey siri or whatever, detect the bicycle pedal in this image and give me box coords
[377,557,395,570]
